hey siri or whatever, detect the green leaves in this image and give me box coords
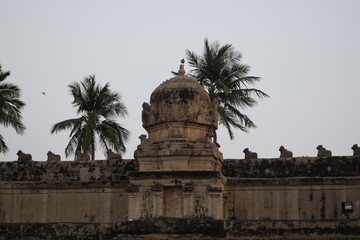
[51,75,129,159]
[186,39,269,140]
[0,65,26,154]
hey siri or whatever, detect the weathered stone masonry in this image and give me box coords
[0,156,360,239]
[0,63,359,239]
[1,156,360,224]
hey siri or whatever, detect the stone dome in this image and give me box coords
[142,64,218,130]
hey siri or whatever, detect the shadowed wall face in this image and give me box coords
[226,183,360,220]
[0,159,135,223]
[224,156,360,220]
[1,156,360,223]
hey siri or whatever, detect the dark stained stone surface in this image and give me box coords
[222,156,360,178]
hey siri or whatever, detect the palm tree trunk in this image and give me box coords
[91,139,95,160]
[91,150,95,160]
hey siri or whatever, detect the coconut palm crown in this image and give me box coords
[0,65,26,154]
[185,39,269,140]
[50,75,129,160]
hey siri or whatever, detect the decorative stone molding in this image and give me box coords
[125,185,140,193]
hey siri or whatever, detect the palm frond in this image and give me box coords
[52,75,130,159]
[0,65,11,82]
[65,128,84,158]
[0,134,9,154]
[0,65,26,154]
[50,118,83,134]
[185,39,268,139]
[97,120,130,153]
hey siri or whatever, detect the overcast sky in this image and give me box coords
[1,0,359,161]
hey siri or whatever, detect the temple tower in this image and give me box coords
[126,62,226,220]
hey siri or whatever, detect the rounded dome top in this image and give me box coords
[141,64,218,130]
[151,64,206,97]
[150,68,210,108]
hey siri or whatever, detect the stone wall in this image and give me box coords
[1,156,360,223]
[1,218,359,240]
[113,217,360,240]
[222,156,360,178]
[0,222,114,240]
[0,159,138,181]
[0,159,137,223]
[2,155,358,182]
[223,156,360,221]
[226,177,360,220]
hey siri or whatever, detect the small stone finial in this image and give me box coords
[178,59,186,75]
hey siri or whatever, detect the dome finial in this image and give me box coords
[178,59,185,76]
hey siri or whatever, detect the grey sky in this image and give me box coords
[1,0,359,161]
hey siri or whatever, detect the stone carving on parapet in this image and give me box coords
[47,151,61,162]
[136,134,150,151]
[17,150,32,161]
[279,145,293,158]
[139,134,150,145]
[317,145,332,157]
[106,149,122,161]
[75,151,90,162]
[243,148,258,159]
[352,144,360,156]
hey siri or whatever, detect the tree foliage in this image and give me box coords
[50,75,129,160]
[0,65,26,154]
[185,39,269,140]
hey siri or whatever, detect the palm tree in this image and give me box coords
[186,39,269,141]
[50,75,130,160]
[0,65,26,154]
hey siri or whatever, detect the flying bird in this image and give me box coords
[181,58,185,64]
[41,92,46,95]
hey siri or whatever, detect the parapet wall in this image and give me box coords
[0,159,138,182]
[0,159,137,223]
[223,156,360,221]
[1,155,359,182]
[223,156,360,178]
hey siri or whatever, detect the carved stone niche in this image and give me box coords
[127,171,226,220]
